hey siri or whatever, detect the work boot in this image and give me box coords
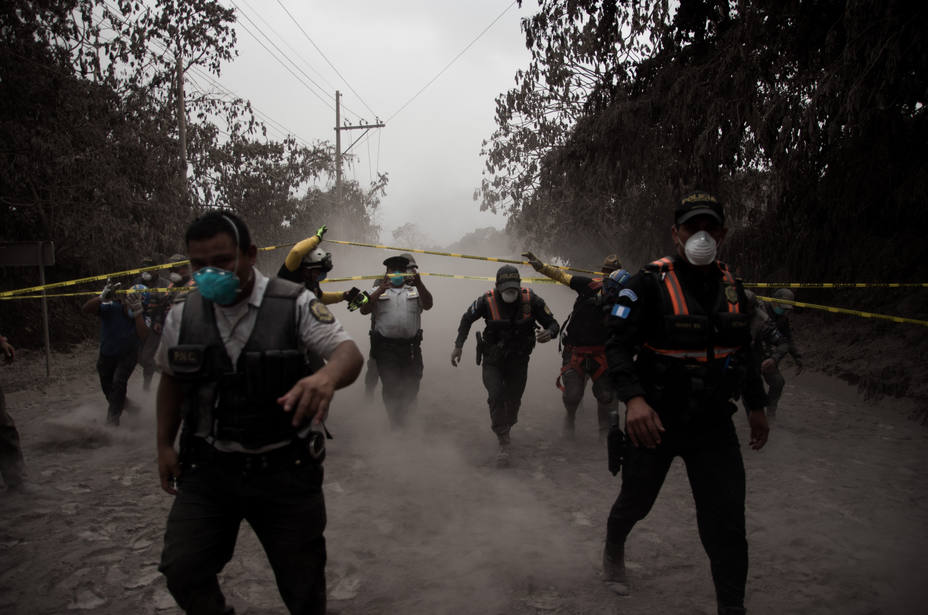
[496,444,510,468]
[496,431,511,467]
[563,412,576,440]
[602,542,629,595]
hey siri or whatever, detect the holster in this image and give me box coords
[606,411,625,476]
[475,331,484,366]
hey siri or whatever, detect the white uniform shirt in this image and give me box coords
[155,267,353,452]
[371,286,422,339]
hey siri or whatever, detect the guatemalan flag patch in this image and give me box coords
[611,304,631,319]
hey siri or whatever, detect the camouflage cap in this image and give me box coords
[602,254,622,272]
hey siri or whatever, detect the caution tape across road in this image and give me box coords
[757,296,928,327]
[324,238,603,275]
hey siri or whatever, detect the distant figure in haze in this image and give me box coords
[451,265,559,467]
[759,287,803,419]
[132,256,171,391]
[359,253,433,428]
[0,331,27,492]
[524,250,627,440]
[82,277,148,426]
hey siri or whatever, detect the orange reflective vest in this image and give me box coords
[642,257,750,363]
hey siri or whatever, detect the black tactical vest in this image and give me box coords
[167,277,310,449]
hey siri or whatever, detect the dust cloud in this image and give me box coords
[4,237,928,613]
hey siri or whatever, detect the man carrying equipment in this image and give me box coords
[278,225,368,310]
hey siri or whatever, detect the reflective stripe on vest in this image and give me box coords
[647,258,744,361]
[485,288,530,322]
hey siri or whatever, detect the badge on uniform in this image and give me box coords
[611,304,631,319]
[309,299,335,323]
[544,304,552,315]
[724,284,739,305]
[619,288,638,302]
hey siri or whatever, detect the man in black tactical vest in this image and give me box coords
[451,265,560,467]
[155,211,363,615]
[523,250,628,440]
[601,192,769,614]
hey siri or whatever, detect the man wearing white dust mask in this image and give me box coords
[451,265,560,468]
[600,190,769,615]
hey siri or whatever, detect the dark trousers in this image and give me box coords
[482,354,530,436]
[763,366,786,414]
[160,445,327,614]
[372,339,423,428]
[606,417,747,610]
[97,346,138,424]
[0,388,25,488]
[139,331,161,390]
[560,350,617,432]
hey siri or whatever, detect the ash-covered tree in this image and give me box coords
[479,0,928,279]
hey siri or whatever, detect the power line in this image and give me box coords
[227,0,337,113]
[275,0,380,120]
[239,0,338,95]
[101,0,315,147]
[386,0,517,123]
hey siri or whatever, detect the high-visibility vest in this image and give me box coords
[642,257,750,363]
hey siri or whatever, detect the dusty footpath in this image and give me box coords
[1,264,927,615]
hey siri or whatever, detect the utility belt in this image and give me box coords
[638,349,746,422]
[480,328,535,357]
[181,433,325,478]
[557,344,608,391]
[370,330,422,361]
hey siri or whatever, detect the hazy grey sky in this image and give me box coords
[215,0,533,246]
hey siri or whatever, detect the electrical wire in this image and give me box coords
[228,0,336,112]
[275,0,380,120]
[386,0,517,123]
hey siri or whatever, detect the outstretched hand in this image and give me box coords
[450,346,462,367]
[315,224,328,239]
[522,251,543,271]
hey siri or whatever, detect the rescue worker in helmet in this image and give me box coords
[523,251,630,440]
[451,265,559,467]
[601,191,768,614]
[277,225,367,310]
[758,287,803,419]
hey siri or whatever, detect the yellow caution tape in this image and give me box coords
[321,273,558,284]
[0,287,192,301]
[747,282,928,288]
[758,296,928,327]
[324,238,603,275]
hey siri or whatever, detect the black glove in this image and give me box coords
[346,288,369,312]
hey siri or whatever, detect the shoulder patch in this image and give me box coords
[309,299,335,324]
[543,304,552,316]
[619,288,638,302]
[611,304,631,319]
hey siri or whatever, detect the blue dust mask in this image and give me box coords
[194,266,240,305]
[389,274,406,287]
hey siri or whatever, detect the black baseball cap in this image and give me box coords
[383,254,410,268]
[675,191,724,226]
[495,265,521,291]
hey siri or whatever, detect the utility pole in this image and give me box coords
[176,43,187,198]
[334,90,385,208]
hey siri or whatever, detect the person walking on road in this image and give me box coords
[155,210,363,614]
[523,250,625,440]
[759,288,803,419]
[601,191,769,615]
[451,265,560,467]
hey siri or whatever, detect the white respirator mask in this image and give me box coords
[500,288,520,303]
[169,272,183,284]
[682,230,718,266]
